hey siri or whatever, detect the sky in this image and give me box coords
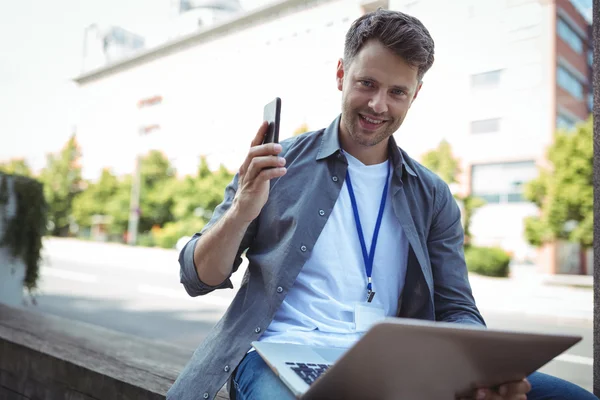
[0,0,267,173]
[0,0,593,173]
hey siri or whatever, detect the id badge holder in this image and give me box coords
[354,301,386,332]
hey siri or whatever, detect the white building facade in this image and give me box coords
[74,0,591,266]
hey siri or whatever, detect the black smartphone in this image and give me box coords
[263,97,281,144]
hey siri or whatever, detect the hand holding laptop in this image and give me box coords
[253,317,580,400]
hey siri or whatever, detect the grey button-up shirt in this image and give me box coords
[167,115,485,400]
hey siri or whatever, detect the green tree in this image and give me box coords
[421,140,485,246]
[524,117,593,274]
[104,175,133,236]
[137,150,177,233]
[153,157,234,248]
[39,134,83,236]
[293,123,310,136]
[421,139,460,184]
[0,158,33,177]
[72,168,120,228]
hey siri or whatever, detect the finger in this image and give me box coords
[240,142,283,178]
[240,121,271,178]
[250,121,269,147]
[255,166,287,182]
[498,379,531,397]
[475,388,501,400]
[245,155,286,182]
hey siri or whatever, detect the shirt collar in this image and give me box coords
[316,114,417,178]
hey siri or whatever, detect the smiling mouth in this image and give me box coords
[359,113,387,128]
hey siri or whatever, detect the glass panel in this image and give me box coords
[471,161,537,204]
[557,66,583,99]
[556,113,578,131]
[471,118,501,134]
[557,18,583,54]
[471,70,502,88]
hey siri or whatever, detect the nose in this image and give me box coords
[368,90,388,115]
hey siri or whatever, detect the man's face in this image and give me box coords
[337,39,422,148]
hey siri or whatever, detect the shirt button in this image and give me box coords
[277,286,283,293]
[332,176,339,182]
[319,209,325,216]
[203,393,209,399]
[300,245,307,252]
[224,365,230,372]
[255,327,261,333]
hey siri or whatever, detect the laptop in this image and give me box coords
[251,317,581,400]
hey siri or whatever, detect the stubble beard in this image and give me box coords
[343,109,400,148]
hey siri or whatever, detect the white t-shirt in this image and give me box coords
[258,151,409,349]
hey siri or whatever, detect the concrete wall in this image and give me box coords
[0,304,229,400]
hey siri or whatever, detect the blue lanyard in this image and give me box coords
[345,163,391,302]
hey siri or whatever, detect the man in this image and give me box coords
[168,9,596,400]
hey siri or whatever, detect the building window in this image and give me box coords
[588,93,594,112]
[556,113,578,131]
[471,70,502,89]
[471,161,537,204]
[557,66,583,99]
[557,18,583,54]
[471,118,501,134]
[589,50,593,67]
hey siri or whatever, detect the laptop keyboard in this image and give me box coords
[285,362,331,385]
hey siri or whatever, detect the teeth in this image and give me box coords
[362,115,383,124]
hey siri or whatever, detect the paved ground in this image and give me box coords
[22,238,595,394]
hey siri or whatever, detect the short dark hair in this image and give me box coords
[344,9,435,81]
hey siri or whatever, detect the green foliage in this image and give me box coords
[461,195,486,247]
[104,175,133,235]
[524,117,593,248]
[0,158,33,177]
[137,232,156,247]
[137,150,177,233]
[40,133,234,248]
[153,219,201,249]
[420,140,485,246]
[39,134,83,236]
[421,139,460,185]
[0,173,47,291]
[151,157,234,248]
[465,246,510,278]
[72,168,120,228]
[293,123,310,136]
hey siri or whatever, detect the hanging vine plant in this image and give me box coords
[0,173,47,293]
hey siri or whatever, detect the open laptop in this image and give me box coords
[251,317,581,400]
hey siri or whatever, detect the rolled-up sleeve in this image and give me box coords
[428,180,486,327]
[178,173,257,297]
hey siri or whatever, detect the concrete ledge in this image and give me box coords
[0,304,229,399]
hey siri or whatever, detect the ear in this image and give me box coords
[336,58,345,91]
[410,81,423,105]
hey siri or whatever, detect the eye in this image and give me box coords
[359,80,374,87]
[391,88,406,96]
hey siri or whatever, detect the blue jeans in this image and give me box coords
[231,351,597,400]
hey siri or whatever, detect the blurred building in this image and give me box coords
[73,0,593,272]
[169,0,244,37]
[81,25,146,73]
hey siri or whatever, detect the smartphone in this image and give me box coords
[263,97,281,144]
